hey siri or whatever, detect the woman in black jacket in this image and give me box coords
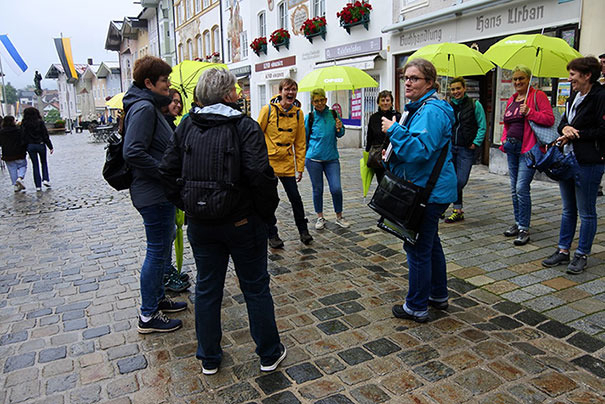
[542,57,605,274]
[365,90,401,184]
[21,107,53,191]
[0,115,27,191]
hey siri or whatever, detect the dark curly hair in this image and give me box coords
[567,56,601,84]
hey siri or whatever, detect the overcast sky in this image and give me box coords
[1,0,143,90]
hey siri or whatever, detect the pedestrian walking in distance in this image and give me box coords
[382,58,457,323]
[0,116,28,192]
[159,68,286,375]
[258,78,313,248]
[122,55,187,334]
[305,87,351,231]
[21,107,53,191]
[444,77,487,223]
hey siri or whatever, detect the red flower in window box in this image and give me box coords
[337,1,372,25]
[269,28,290,45]
[301,16,327,36]
[250,37,268,56]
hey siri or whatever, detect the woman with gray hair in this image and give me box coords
[159,68,286,375]
[305,87,349,230]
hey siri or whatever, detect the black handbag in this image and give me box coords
[368,143,449,244]
[366,144,384,170]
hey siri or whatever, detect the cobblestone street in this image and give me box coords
[0,132,603,403]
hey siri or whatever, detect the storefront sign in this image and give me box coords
[325,38,382,60]
[350,90,362,120]
[393,0,581,53]
[255,56,296,72]
[263,68,292,81]
[302,50,321,61]
[231,65,251,77]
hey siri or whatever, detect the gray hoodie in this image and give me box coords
[122,84,173,209]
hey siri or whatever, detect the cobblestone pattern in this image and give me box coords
[0,133,603,403]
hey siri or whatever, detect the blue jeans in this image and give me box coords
[5,159,27,185]
[136,202,175,316]
[27,144,50,188]
[504,139,535,230]
[305,159,343,214]
[403,203,449,317]
[450,145,475,209]
[268,176,308,237]
[187,215,281,368]
[558,163,604,255]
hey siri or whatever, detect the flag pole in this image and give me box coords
[0,56,6,116]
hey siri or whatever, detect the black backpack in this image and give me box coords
[179,118,243,219]
[102,104,156,191]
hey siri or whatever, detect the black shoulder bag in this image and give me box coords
[367,142,449,244]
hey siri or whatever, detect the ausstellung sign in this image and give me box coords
[325,38,382,60]
[255,56,296,72]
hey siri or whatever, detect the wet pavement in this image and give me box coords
[0,131,603,403]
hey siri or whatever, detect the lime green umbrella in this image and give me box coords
[298,65,378,92]
[408,43,495,77]
[105,92,125,109]
[484,34,582,78]
[169,60,230,106]
[174,209,185,273]
[360,151,374,198]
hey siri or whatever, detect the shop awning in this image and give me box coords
[315,52,386,71]
[382,0,515,33]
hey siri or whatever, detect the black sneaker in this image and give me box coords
[300,230,313,245]
[260,343,287,372]
[428,299,449,310]
[164,273,190,293]
[567,253,588,275]
[158,297,187,313]
[137,311,182,334]
[542,250,570,267]
[268,236,284,249]
[392,304,428,323]
[202,363,219,375]
[513,230,530,246]
[504,224,519,237]
[164,265,190,282]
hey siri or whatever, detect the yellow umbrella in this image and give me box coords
[298,66,378,92]
[169,60,240,107]
[408,43,495,77]
[360,151,374,198]
[105,92,125,109]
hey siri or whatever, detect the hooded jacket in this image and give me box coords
[558,82,605,165]
[0,126,27,161]
[257,94,306,176]
[386,89,457,204]
[122,83,174,209]
[159,103,279,225]
[305,107,345,161]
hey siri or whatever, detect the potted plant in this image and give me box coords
[269,28,290,51]
[337,1,372,34]
[250,36,268,56]
[301,16,327,43]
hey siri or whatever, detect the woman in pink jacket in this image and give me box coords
[500,65,554,246]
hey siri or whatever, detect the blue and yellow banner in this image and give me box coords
[54,37,77,80]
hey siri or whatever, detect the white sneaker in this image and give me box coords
[14,185,20,192]
[315,217,326,230]
[335,217,350,228]
[43,180,51,188]
[16,178,25,190]
[36,187,42,192]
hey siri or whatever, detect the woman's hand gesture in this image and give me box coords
[381,117,395,133]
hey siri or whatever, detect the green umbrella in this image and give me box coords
[360,151,374,198]
[298,65,378,92]
[105,92,125,109]
[484,34,582,78]
[174,209,185,274]
[408,42,495,77]
[169,60,232,106]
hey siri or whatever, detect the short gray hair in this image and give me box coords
[311,88,326,99]
[195,68,236,105]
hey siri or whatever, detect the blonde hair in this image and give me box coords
[512,65,532,77]
[311,88,326,99]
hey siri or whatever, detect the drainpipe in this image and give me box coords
[219,0,224,62]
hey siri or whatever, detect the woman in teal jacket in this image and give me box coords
[382,58,457,323]
[305,88,349,230]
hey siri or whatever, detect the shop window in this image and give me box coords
[258,11,266,37]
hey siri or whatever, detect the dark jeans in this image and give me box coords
[27,143,49,188]
[451,145,475,209]
[268,176,308,237]
[136,202,175,316]
[305,159,343,214]
[558,163,604,255]
[187,215,281,368]
[403,203,449,317]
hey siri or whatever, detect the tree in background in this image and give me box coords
[44,109,60,123]
[1,82,18,105]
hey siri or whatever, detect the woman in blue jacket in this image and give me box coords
[381,58,457,323]
[305,88,349,230]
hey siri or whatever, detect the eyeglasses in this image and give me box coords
[512,77,528,82]
[172,99,182,105]
[403,76,426,83]
[312,98,327,104]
